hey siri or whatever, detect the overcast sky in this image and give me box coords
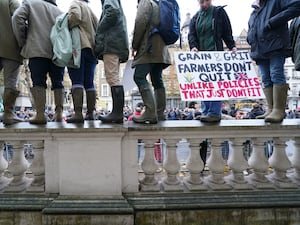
[18,0,255,36]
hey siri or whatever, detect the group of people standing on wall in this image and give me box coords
[0,0,300,126]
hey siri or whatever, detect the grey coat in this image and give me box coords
[132,0,171,67]
[0,0,22,63]
[12,0,62,59]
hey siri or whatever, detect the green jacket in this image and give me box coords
[0,0,22,63]
[132,0,171,67]
[95,0,129,63]
[291,17,300,71]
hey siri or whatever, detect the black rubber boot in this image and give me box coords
[99,86,124,124]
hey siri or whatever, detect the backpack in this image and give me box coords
[151,0,181,45]
[51,13,81,68]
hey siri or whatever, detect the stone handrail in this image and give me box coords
[0,120,299,195]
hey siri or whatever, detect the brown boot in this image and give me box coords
[133,84,157,124]
[265,84,289,123]
[30,86,47,125]
[85,90,96,121]
[155,88,166,121]
[2,88,23,125]
[256,87,273,119]
[54,89,64,122]
[67,88,84,124]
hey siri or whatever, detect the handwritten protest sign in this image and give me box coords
[174,51,264,101]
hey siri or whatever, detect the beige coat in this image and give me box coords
[12,0,62,59]
[0,0,22,62]
[132,0,171,67]
[68,0,98,51]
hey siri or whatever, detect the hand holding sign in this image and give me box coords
[174,51,265,101]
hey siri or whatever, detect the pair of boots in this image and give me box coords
[30,86,64,125]
[2,88,23,126]
[67,88,96,124]
[132,84,166,124]
[256,84,289,123]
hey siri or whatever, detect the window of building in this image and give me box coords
[101,68,106,78]
[101,84,109,97]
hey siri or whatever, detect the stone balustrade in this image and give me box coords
[0,120,300,225]
[0,120,299,195]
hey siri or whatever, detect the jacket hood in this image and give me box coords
[43,0,57,6]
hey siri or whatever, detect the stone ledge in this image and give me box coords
[1,119,300,133]
[125,191,300,211]
[43,196,134,215]
[0,194,56,211]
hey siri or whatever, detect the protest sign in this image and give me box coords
[122,60,136,92]
[174,51,265,101]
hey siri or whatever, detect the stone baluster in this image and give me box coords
[290,138,300,186]
[247,138,273,189]
[5,141,32,192]
[27,141,45,192]
[268,138,297,189]
[0,141,11,191]
[184,139,207,191]
[162,139,182,191]
[225,139,251,190]
[140,139,160,192]
[205,139,231,190]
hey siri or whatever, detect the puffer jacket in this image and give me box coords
[132,0,171,67]
[95,0,129,63]
[188,6,236,51]
[12,0,62,59]
[247,0,300,62]
[290,17,300,71]
[0,0,22,63]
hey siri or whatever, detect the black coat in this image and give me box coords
[188,6,236,51]
[247,0,300,62]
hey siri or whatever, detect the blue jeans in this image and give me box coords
[202,101,222,117]
[68,48,97,90]
[29,58,64,90]
[134,64,165,89]
[258,55,286,88]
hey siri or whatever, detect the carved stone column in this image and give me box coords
[268,138,297,189]
[5,141,32,192]
[290,138,300,186]
[225,139,251,190]
[184,139,207,191]
[161,139,182,191]
[247,138,273,189]
[205,139,231,190]
[27,141,45,192]
[139,139,160,192]
[0,141,11,191]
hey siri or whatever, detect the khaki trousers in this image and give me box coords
[103,54,121,86]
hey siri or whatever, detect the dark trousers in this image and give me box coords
[29,58,64,90]
[134,63,165,89]
[68,48,97,90]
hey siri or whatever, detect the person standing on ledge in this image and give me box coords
[247,0,300,123]
[0,0,23,126]
[131,0,171,124]
[95,0,129,124]
[188,0,236,123]
[67,0,98,123]
[12,0,65,125]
